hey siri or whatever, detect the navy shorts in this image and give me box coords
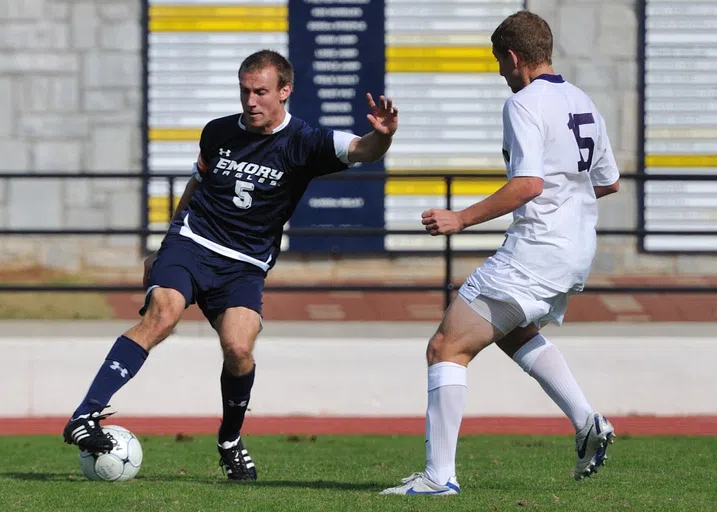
[141,234,266,322]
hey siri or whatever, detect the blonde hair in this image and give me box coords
[239,50,294,89]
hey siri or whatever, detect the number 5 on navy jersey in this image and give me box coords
[233,180,254,210]
[567,113,595,172]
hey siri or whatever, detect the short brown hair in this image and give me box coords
[239,50,294,89]
[491,10,553,68]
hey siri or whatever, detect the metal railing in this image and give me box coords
[1,171,715,309]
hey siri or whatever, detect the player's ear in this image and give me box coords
[279,84,292,103]
[507,49,520,69]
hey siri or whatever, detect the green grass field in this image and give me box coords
[1,434,716,512]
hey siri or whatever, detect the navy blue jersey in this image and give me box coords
[168,113,354,272]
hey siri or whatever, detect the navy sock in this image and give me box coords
[218,364,255,444]
[73,335,148,418]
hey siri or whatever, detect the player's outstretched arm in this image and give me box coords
[421,177,543,236]
[347,93,398,163]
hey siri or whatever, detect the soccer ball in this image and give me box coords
[79,425,143,481]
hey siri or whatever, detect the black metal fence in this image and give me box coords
[1,171,715,309]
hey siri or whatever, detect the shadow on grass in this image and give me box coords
[140,475,385,490]
[1,472,82,482]
[2,472,386,491]
[245,480,384,491]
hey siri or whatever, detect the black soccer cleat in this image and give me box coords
[218,436,257,481]
[63,408,115,453]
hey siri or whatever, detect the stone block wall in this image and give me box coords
[0,0,712,278]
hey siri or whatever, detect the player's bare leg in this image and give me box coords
[124,287,187,351]
[382,296,503,495]
[64,288,185,452]
[496,327,615,479]
[213,306,262,481]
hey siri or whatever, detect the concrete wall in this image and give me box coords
[2,331,715,417]
[0,0,143,273]
[0,0,713,277]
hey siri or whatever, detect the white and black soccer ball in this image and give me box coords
[79,425,143,482]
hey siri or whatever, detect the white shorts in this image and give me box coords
[457,257,571,334]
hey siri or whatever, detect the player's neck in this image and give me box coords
[244,110,288,135]
[526,64,557,83]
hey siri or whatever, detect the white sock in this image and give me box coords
[424,362,467,485]
[512,334,592,430]
[218,435,241,449]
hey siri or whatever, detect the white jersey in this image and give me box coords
[493,74,620,293]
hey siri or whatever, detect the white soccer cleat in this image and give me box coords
[380,472,461,495]
[574,412,615,480]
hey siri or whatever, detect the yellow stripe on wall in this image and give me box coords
[150,19,287,32]
[386,46,494,59]
[149,4,287,32]
[150,128,202,142]
[386,179,505,196]
[148,196,181,224]
[387,46,497,73]
[646,154,717,168]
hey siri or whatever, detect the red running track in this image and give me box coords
[2,416,717,436]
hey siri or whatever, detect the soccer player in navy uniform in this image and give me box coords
[63,50,399,481]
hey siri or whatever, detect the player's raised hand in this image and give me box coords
[422,208,465,236]
[366,93,398,137]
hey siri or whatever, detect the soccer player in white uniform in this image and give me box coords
[382,11,620,495]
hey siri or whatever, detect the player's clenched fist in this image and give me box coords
[421,208,465,236]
